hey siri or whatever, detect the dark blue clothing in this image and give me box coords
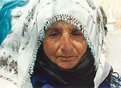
[99,80,110,88]
[31,73,121,88]
[0,0,26,45]
[31,75,110,88]
[31,76,53,88]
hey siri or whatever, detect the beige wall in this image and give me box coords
[101,0,121,30]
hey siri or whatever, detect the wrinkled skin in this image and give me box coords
[43,21,87,69]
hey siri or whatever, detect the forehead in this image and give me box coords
[48,21,78,31]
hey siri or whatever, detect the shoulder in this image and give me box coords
[110,72,121,87]
[99,70,121,88]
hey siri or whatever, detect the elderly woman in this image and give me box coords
[0,0,121,88]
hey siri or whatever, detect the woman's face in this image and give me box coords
[43,21,87,69]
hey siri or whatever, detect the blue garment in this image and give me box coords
[31,76,54,88]
[31,74,121,88]
[31,76,109,88]
[0,0,26,45]
[99,80,110,88]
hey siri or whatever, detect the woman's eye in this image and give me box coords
[49,30,60,37]
[72,30,82,36]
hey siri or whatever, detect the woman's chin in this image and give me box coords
[57,62,77,70]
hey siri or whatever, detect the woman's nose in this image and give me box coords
[60,33,73,52]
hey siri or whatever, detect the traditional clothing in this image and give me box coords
[0,0,121,88]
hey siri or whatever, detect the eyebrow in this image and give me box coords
[46,27,60,34]
[48,27,59,32]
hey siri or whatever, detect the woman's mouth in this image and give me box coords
[57,56,76,62]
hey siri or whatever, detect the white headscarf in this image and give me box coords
[0,0,111,88]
